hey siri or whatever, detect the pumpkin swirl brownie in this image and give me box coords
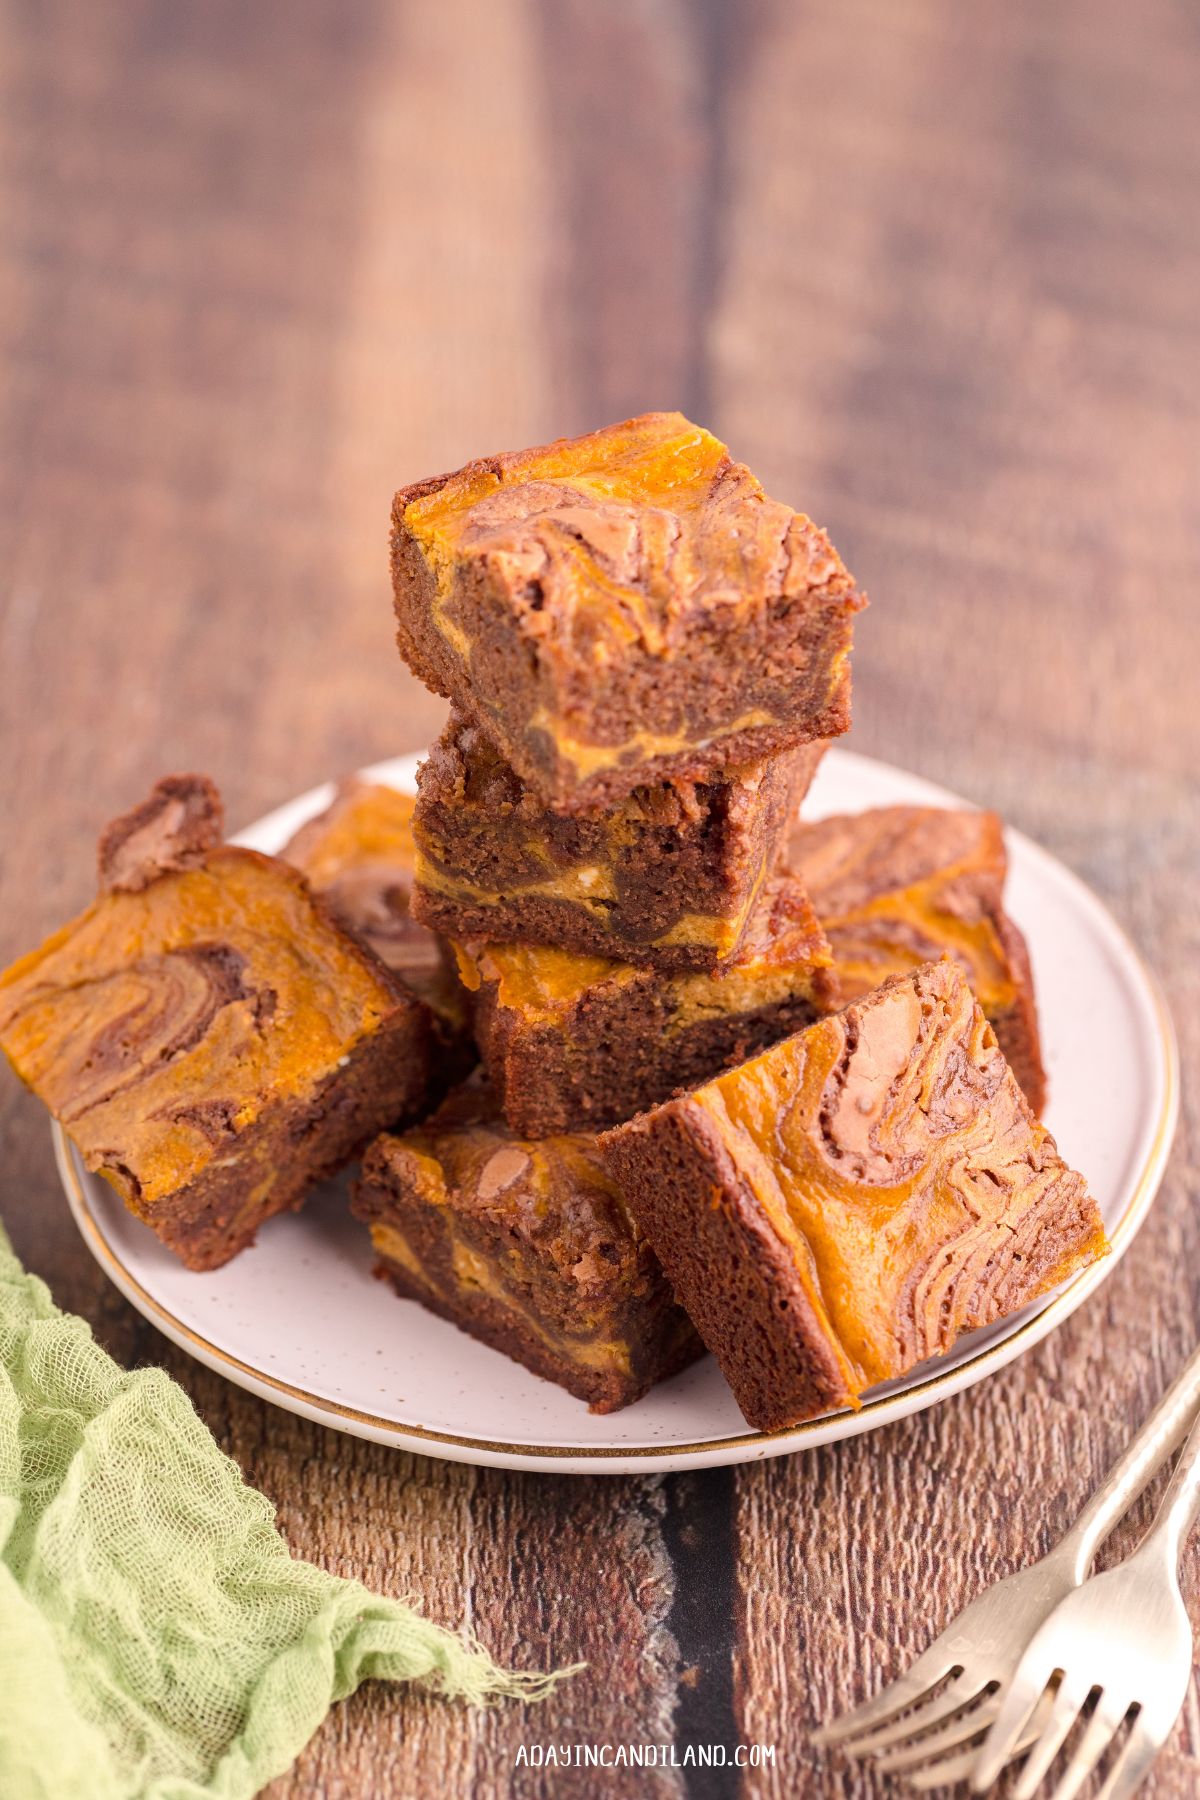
[281,776,473,1079]
[601,960,1106,1433]
[391,412,865,811]
[352,1081,702,1413]
[455,874,839,1138]
[791,804,1046,1112]
[412,708,827,971]
[0,776,456,1271]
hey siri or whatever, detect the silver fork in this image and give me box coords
[969,1401,1200,1799]
[813,1347,1200,1788]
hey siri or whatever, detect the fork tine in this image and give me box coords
[812,1649,959,1746]
[872,1697,998,1773]
[907,1745,991,1792]
[1046,1699,1131,1800]
[905,1694,1056,1791]
[1006,1676,1091,1800]
[838,1674,988,1757]
[970,1649,1060,1791]
[1094,1720,1159,1800]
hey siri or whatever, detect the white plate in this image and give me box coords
[58,748,1179,1474]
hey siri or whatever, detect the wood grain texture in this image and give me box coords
[1,1,1197,1796]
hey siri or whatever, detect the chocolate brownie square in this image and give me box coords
[456,874,839,1137]
[602,960,1106,1433]
[412,709,826,971]
[0,776,452,1270]
[281,776,473,1078]
[391,412,865,811]
[791,804,1046,1112]
[353,1081,702,1412]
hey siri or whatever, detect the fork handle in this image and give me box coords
[1143,1407,1200,1570]
[1058,1344,1200,1582]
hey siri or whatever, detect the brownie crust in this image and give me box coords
[601,960,1105,1432]
[391,413,865,811]
[412,710,825,970]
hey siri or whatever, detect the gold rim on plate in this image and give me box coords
[56,955,1177,1465]
[55,748,1181,1469]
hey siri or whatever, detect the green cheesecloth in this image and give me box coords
[0,1225,575,1799]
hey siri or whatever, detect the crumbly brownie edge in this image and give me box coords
[963,1161,1106,1324]
[486,594,854,812]
[354,1150,702,1412]
[413,884,812,976]
[601,1101,852,1431]
[411,890,725,973]
[373,1254,700,1413]
[127,997,445,1271]
[412,739,822,971]
[477,984,825,1138]
[392,483,857,810]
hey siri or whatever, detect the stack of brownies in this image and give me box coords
[0,412,1106,1431]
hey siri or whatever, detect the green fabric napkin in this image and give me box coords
[0,1226,574,1800]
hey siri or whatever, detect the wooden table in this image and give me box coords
[3,2,1198,1794]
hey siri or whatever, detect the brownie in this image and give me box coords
[456,874,839,1137]
[412,709,826,971]
[0,776,452,1271]
[391,412,866,811]
[281,777,473,1075]
[602,960,1107,1433]
[352,1081,703,1412]
[791,804,1047,1112]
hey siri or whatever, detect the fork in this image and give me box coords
[813,1346,1200,1788]
[969,1400,1200,1799]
